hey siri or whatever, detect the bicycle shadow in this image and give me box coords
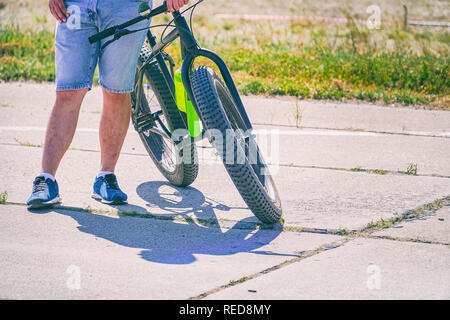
[135,181,245,222]
[31,181,285,265]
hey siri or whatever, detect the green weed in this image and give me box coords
[405,163,418,175]
[14,138,42,148]
[0,191,7,204]
[372,169,388,175]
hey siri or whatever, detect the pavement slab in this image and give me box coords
[261,126,450,177]
[243,95,450,136]
[276,167,450,231]
[205,238,450,300]
[297,100,450,137]
[0,204,340,299]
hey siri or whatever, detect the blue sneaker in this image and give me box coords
[92,174,128,204]
[27,176,61,209]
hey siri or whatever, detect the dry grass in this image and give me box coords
[1,0,449,29]
[1,0,448,55]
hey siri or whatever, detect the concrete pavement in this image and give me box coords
[0,83,449,299]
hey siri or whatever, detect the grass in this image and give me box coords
[0,190,7,204]
[397,163,418,175]
[405,163,418,175]
[294,98,302,127]
[0,26,55,81]
[345,166,425,177]
[348,167,388,175]
[230,47,447,106]
[365,198,445,230]
[14,137,42,148]
[0,2,449,109]
[372,169,388,175]
[228,277,249,286]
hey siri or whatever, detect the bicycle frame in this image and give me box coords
[135,9,253,139]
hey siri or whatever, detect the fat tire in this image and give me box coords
[191,66,282,224]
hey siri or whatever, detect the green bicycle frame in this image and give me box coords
[174,67,201,138]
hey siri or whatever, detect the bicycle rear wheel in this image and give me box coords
[131,44,198,187]
[191,66,282,224]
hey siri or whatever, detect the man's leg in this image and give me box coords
[28,1,99,209]
[90,88,130,204]
[91,1,152,204]
[27,88,87,209]
[99,88,131,173]
[42,89,88,176]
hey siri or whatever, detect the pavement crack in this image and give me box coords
[0,201,366,236]
[0,142,150,157]
[3,143,448,179]
[4,197,448,238]
[253,123,450,139]
[276,163,450,179]
[1,201,282,232]
[188,237,350,300]
[361,234,450,246]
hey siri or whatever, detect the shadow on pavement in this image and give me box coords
[135,181,247,221]
[28,181,285,265]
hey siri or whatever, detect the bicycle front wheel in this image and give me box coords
[191,66,282,224]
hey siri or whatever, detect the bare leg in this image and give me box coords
[41,89,88,176]
[99,88,131,173]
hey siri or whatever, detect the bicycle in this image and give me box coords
[89,0,283,224]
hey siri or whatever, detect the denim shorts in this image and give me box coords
[55,0,152,93]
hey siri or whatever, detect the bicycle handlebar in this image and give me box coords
[88,1,168,44]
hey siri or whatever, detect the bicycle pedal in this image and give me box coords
[134,113,157,133]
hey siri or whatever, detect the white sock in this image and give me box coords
[38,173,56,181]
[97,171,114,179]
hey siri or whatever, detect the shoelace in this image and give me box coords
[33,177,47,192]
[104,175,120,190]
